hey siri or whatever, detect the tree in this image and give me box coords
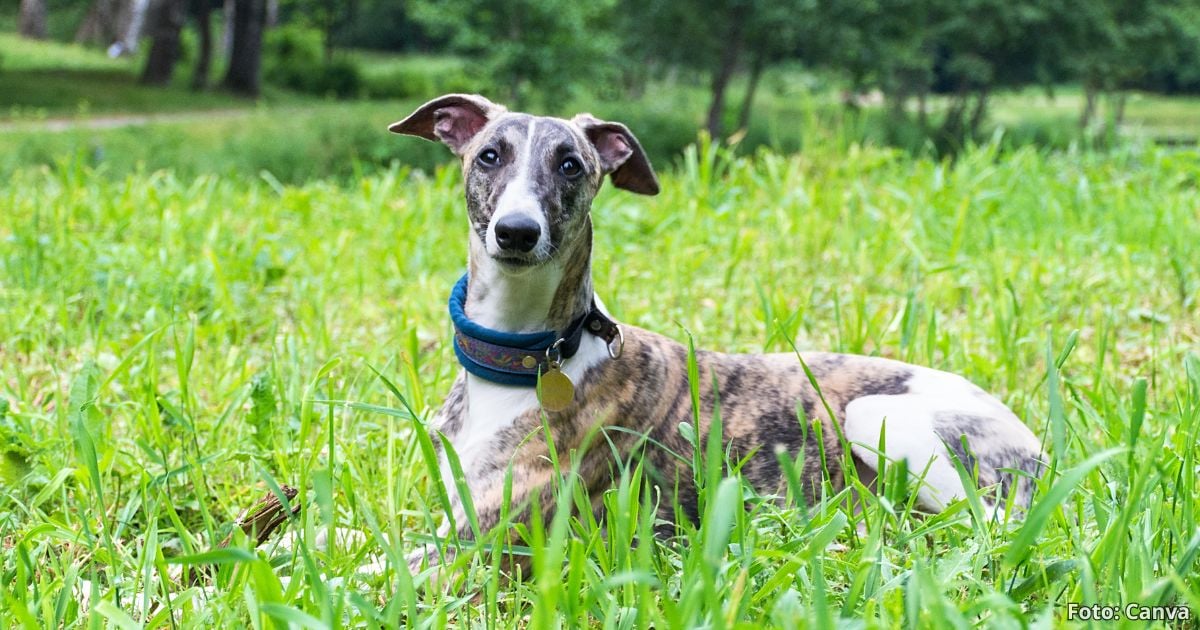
[327,0,434,52]
[801,0,1070,147]
[800,0,939,124]
[924,0,1037,140]
[620,0,812,139]
[19,0,48,39]
[190,0,219,90]
[1061,0,1200,132]
[75,0,152,55]
[75,0,127,46]
[223,0,268,96]
[412,0,619,107]
[279,0,358,61]
[141,0,188,85]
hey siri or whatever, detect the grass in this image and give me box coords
[1,133,1198,627]
[989,86,1200,145]
[0,33,302,119]
[0,99,451,183]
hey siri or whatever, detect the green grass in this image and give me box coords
[989,86,1200,145]
[0,32,303,119]
[0,32,130,72]
[1,135,1198,627]
[0,99,450,183]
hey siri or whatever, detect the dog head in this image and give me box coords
[389,94,659,270]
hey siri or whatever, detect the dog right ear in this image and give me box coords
[572,113,660,196]
[388,94,505,156]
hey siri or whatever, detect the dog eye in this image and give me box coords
[559,157,582,179]
[477,149,501,167]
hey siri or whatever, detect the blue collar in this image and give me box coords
[449,273,620,386]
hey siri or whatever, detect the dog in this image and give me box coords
[388,94,1045,579]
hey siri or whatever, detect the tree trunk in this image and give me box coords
[222,0,267,96]
[917,89,928,130]
[141,0,188,85]
[75,0,124,45]
[323,19,335,62]
[109,0,150,56]
[967,87,989,137]
[1112,92,1128,129]
[736,53,765,133]
[19,0,48,39]
[938,90,967,141]
[886,89,908,120]
[221,0,235,59]
[705,19,744,140]
[1079,85,1097,130]
[191,0,214,90]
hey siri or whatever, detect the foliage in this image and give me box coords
[1,139,1199,626]
[263,23,363,98]
[8,1,1200,148]
[409,0,620,107]
[618,0,813,137]
[354,52,475,100]
[8,84,1200,184]
[327,0,439,52]
[616,0,1200,145]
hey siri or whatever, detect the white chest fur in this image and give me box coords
[441,332,611,486]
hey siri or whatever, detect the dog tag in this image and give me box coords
[539,364,575,412]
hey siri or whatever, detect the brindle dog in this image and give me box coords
[388,94,1045,580]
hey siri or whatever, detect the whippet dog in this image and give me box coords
[388,94,1045,576]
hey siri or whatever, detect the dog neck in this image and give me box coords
[465,218,594,335]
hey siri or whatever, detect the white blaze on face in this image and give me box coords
[486,119,551,258]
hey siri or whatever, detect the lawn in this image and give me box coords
[1,132,1198,627]
[0,33,302,120]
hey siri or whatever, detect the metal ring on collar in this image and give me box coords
[607,325,624,360]
[546,338,565,364]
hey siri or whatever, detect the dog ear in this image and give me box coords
[572,114,660,195]
[388,94,505,155]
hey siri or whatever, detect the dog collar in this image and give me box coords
[449,273,622,387]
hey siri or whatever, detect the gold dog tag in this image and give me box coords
[539,365,575,412]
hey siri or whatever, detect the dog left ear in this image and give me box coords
[572,114,660,195]
[388,94,505,156]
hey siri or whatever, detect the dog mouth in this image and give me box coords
[491,253,544,268]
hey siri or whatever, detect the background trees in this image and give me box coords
[617,0,813,139]
[409,0,619,107]
[222,0,267,95]
[18,0,48,39]
[8,0,1200,147]
[139,0,186,85]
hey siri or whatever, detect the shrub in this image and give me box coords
[359,55,480,100]
[305,57,363,98]
[264,25,363,98]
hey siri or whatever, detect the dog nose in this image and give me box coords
[494,215,541,253]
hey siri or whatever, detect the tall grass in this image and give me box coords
[0,137,1198,627]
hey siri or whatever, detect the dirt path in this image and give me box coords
[0,108,253,133]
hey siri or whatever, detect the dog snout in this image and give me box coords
[494,215,541,253]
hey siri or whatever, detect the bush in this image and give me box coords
[264,25,363,98]
[359,55,480,100]
[305,57,363,98]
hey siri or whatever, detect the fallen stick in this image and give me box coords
[187,485,301,584]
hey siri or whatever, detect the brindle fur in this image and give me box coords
[389,94,1045,581]
[431,339,921,528]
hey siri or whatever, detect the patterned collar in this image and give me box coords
[448,274,621,387]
